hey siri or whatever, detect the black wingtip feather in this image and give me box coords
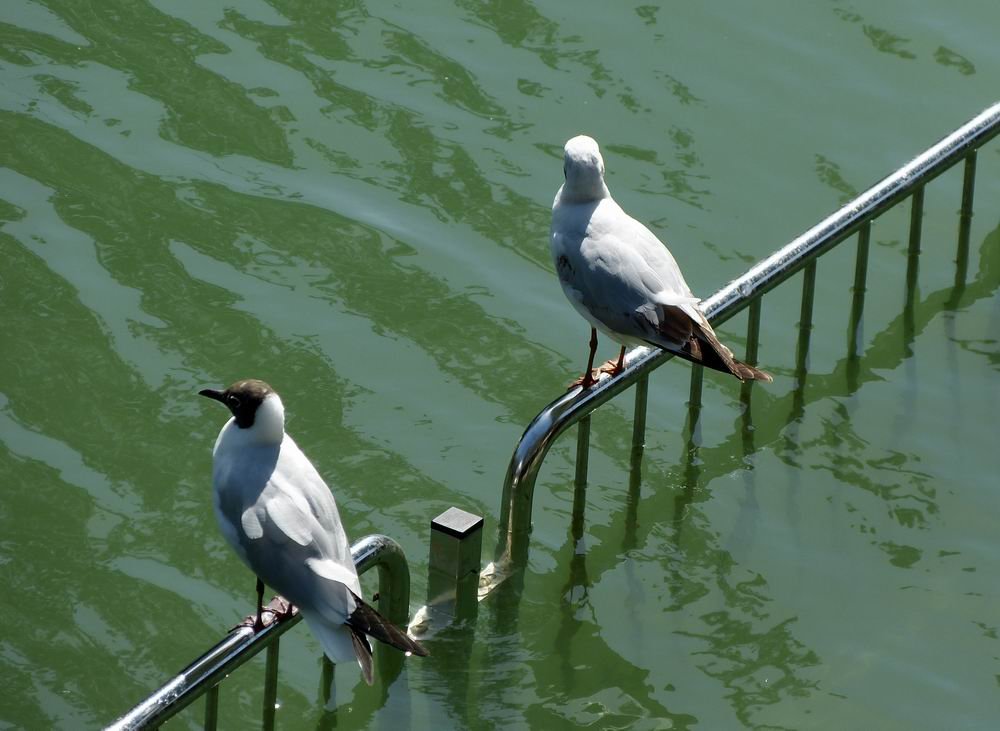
[346,591,429,657]
[736,362,774,383]
[688,320,773,383]
[651,305,772,384]
[350,628,374,685]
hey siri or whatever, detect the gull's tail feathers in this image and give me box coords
[301,610,374,682]
[687,320,773,383]
[654,305,773,383]
[346,591,429,658]
[349,627,374,686]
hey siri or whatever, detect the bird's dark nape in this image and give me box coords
[346,591,429,657]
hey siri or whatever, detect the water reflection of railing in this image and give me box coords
[480,100,1000,595]
[106,534,411,730]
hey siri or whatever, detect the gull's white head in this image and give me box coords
[561,135,610,203]
[199,378,285,445]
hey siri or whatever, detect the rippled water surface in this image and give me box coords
[3,2,1000,728]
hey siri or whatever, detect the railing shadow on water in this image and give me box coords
[478,100,1000,616]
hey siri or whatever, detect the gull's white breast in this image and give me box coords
[210,421,361,626]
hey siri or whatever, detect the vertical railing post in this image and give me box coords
[422,507,484,629]
[905,188,924,347]
[846,221,872,391]
[631,374,649,454]
[908,186,924,258]
[571,414,592,549]
[744,298,762,368]
[956,151,977,288]
[795,260,817,378]
[574,415,591,489]
[684,364,703,457]
[261,640,280,731]
[905,187,924,315]
[740,298,763,403]
[848,221,872,361]
[203,685,219,731]
[688,365,703,411]
[626,373,648,552]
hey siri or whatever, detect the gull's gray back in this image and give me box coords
[212,433,360,623]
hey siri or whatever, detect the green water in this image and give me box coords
[2,2,999,728]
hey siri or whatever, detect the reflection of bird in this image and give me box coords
[199,379,427,685]
[550,135,772,388]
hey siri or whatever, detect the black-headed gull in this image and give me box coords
[199,379,427,686]
[551,135,772,388]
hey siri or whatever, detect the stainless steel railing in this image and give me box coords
[481,100,1000,593]
[107,534,412,730]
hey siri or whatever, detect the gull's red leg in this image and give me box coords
[232,579,297,632]
[569,328,600,389]
[254,577,265,631]
[599,345,626,376]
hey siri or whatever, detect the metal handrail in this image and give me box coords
[107,533,412,730]
[482,100,1000,588]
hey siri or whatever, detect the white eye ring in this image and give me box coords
[228,395,241,408]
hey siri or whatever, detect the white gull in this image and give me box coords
[550,135,772,388]
[198,379,427,690]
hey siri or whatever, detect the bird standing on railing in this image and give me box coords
[550,135,772,388]
[199,379,427,688]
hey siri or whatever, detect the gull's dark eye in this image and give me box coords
[227,394,241,409]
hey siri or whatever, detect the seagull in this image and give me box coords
[199,379,427,686]
[550,135,772,388]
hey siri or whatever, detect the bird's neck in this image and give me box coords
[250,394,286,445]
[556,179,610,206]
[216,393,286,451]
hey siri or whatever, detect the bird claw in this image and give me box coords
[568,359,625,390]
[597,358,625,378]
[567,370,601,390]
[233,596,296,632]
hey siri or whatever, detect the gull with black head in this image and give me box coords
[198,379,427,688]
[550,135,772,388]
